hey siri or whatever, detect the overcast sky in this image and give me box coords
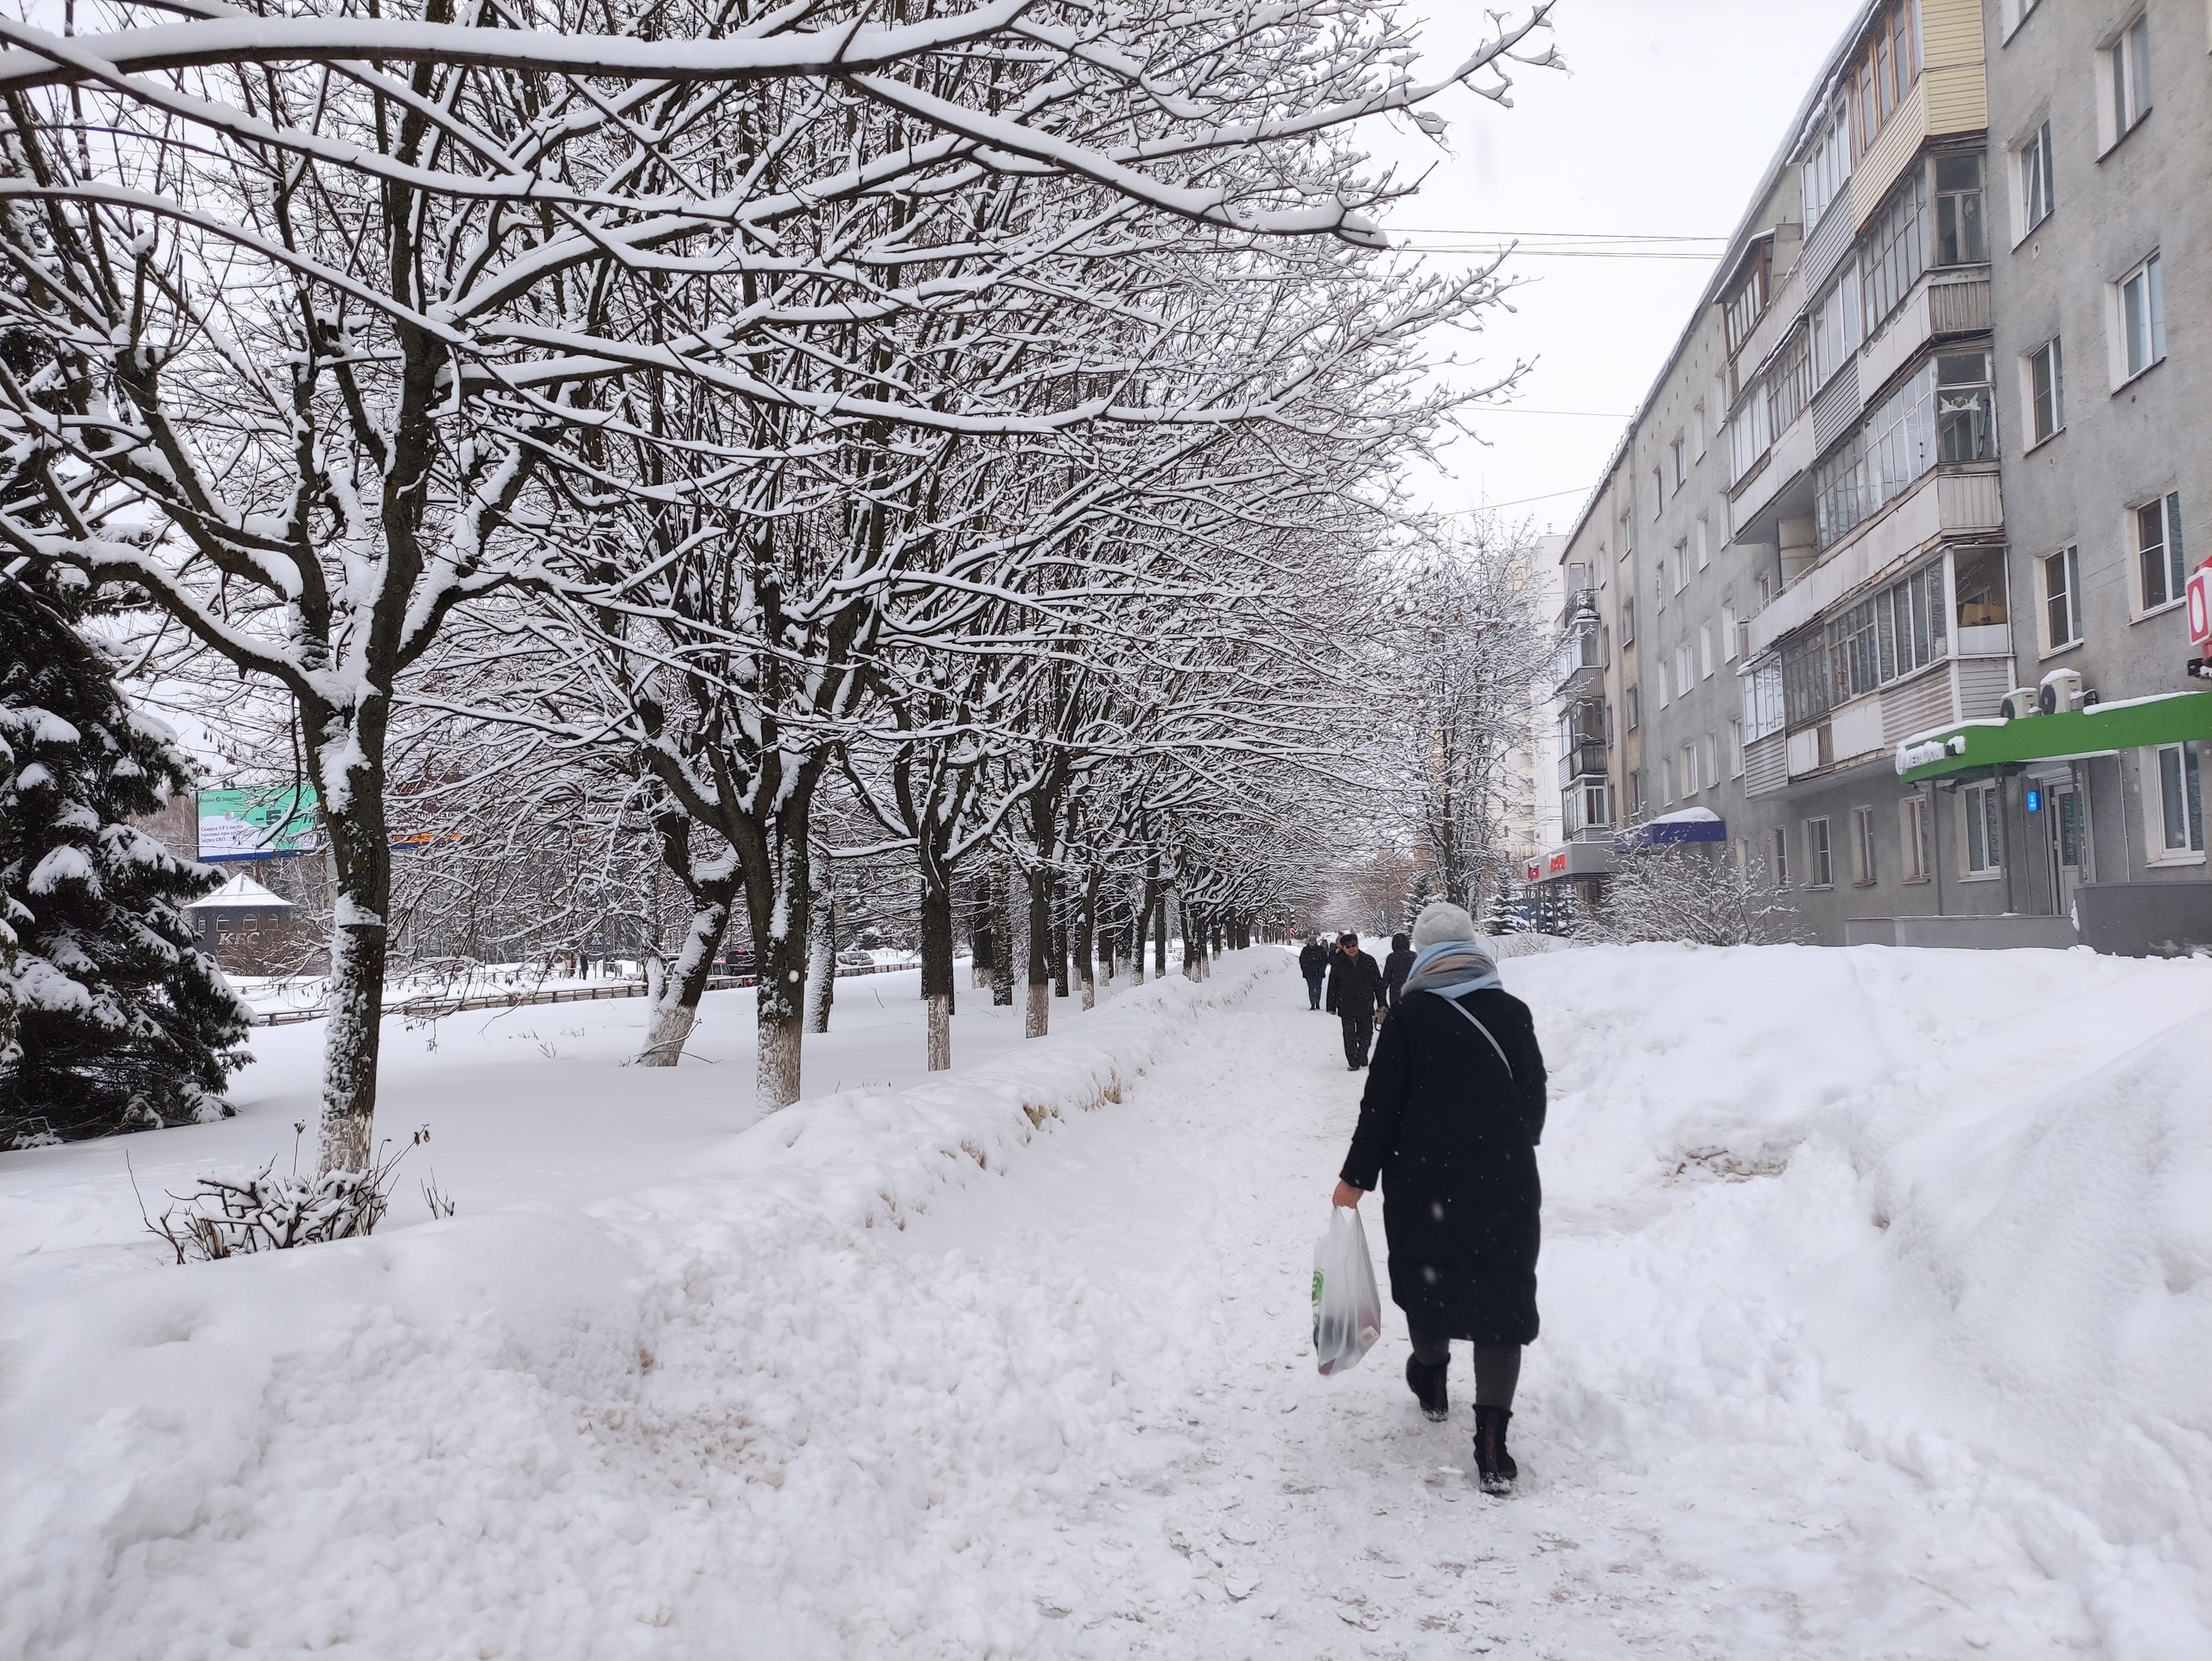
[1370,0,1868,537]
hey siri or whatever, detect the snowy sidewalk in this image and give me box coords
[6,945,2209,1658]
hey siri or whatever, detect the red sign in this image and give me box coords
[2189,561,2212,647]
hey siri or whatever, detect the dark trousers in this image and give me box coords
[1304,971,1324,1009]
[1340,1008,1374,1067]
[1408,1325,1522,1410]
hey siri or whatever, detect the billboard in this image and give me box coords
[198,784,321,862]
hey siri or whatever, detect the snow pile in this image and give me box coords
[0,953,1277,1661]
[1516,942,2212,1658]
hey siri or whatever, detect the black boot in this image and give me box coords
[1405,1355,1448,1422]
[1472,1405,1517,1495]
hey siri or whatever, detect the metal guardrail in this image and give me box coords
[245,959,910,1027]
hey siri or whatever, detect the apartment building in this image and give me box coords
[1535,0,2211,950]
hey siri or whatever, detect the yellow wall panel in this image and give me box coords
[1923,63,1989,134]
[1920,0,1986,71]
[1854,81,1929,226]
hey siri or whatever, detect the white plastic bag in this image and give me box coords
[1312,1206,1383,1375]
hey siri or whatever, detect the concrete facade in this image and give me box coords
[1545,0,2210,947]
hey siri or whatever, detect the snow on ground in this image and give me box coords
[3,944,2209,1659]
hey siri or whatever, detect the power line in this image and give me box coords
[1438,485,1592,515]
[1383,227,1726,242]
[1472,407,1632,417]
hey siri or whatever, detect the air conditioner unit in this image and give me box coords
[2038,667,2086,714]
[1999,687,2038,721]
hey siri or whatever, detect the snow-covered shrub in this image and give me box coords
[0,568,250,1145]
[1571,845,1804,947]
[143,1125,447,1263]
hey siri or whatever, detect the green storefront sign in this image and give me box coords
[1895,690,2212,783]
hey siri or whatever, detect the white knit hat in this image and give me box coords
[1409,901,1479,949]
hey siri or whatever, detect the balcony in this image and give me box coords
[1860,266,1990,400]
[1748,467,2001,659]
[1558,741,1610,792]
[1562,780,1612,839]
[1552,622,1609,696]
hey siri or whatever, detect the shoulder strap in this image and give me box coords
[1424,990,1514,1079]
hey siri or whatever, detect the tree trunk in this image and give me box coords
[804,877,836,1034]
[314,712,391,1178]
[989,858,1016,1008]
[741,821,811,1112]
[1051,874,1071,1000]
[1128,879,1148,987]
[1076,868,1099,1010]
[1153,887,1169,980]
[1180,895,1200,981]
[920,845,957,1072]
[969,879,993,991]
[1025,865,1052,1038]
[639,894,733,1066]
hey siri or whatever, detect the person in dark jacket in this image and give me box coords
[1381,932,1414,1012]
[1326,932,1388,1070]
[1298,937,1330,1009]
[1332,901,1547,1495]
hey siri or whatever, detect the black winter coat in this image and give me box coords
[1299,942,1329,977]
[1382,946,1415,1007]
[1339,986,1548,1346]
[1326,950,1387,1019]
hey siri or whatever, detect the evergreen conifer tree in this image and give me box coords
[0,567,250,1146]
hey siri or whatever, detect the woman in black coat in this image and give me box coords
[1332,902,1546,1493]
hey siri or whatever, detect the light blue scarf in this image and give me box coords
[1400,939,1502,1001]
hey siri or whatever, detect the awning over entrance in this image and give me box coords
[1894,690,2212,783]
[1614,807,1726,854]
[1524,840,1614,885]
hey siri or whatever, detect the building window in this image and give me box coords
[2138,492,2187,611]
[1901,794,1930,881]
[1805,818,1834,888]
[1861,163,1929,331]
[1772,826,1790,888]
[1660,754,1675,806]
[1821,559,1950,702]
[1963,780,2004,875]
[1933,153,1986,266]
[1652,467,1664,520]
[1812,263,1863,387]
[2101,13,2152,149]
[1852,805,1878,886]
[1936,349,1995,462]
[1851,0,1922,158]
[1724,246,1771,355]
[1672,436,1687,490]
[1624,684,1640,731]
[1721,603,1738,663]
[1701,735,1719,790]
[1656,559,1667,611]
[1619,508,1634,558]
[2025,336,2065,446]
[1675,642,1694,697]
[2114,252,2165,384]
[2151,742,2205,856]
[1694,399,1708,458]
[1678,741,1699,798]
[1631,769,1647,815]
[2043,545,2082,650]
[1699,623,1714,680]
[2014,119,2054,237]
[2000,0,2041,37]
[1727,718,1745,779]
[1694,518,1710,571]
[1620,598,1636,646]
[1955,545,2009,633]
[1802,99,1851,229]
[1744,655,1785,743]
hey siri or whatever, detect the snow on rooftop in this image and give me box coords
[182,869,293,910]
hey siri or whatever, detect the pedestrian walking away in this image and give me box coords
[1326,932,1388,1070]
[1299,936,1330,1010]
[1330,901,1548,1494]
[1382,931,1414,1013]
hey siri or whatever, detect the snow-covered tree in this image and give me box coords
[0,568,249,1145]
[1572,844,1804,948]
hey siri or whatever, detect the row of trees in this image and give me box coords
[0,2,1557,1164]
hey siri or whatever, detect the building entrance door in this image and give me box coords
[2045,781,2086,919]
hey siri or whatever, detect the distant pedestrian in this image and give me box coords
[1298,936,1330,1009]
[1330,901,1548,1495]
[1326,932,1387,1071]
[1382,931,1414,1012]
